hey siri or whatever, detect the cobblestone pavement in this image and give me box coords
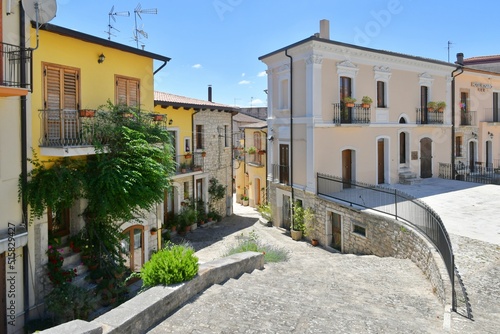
[148,199,446,334]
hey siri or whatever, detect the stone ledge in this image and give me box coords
[39,251,264,334]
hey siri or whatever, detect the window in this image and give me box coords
[184,181,189,199]
[196,124,204,149]
[377,81,386,108]
[352,223,366,237]
[184,137,191,153]
[455,136,463,157]
[460,91,468,112]
[115,75,140,107]
[279,144,289,185]
[43,63,80,142]
[279,79,289,109]
[339,76,352,101]
[493,92,499,122]
[48,206,70,237]
[253,131,262,164]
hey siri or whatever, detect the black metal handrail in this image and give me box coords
[0,42,32,90]
[317,173,472,320]
[459,110,476,126]
[416,107,444,124]
[439,161,500,185]
[332,103,371,124]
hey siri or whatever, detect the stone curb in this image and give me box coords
[39,251,265,334]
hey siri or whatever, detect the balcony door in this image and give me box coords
[420,86,429,124]
[494,92,499,122]
[279,144,289,185]
[340,76,352,123]
[121,226,144,272]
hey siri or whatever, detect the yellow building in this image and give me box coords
[27,22,170,321]
[154,90,237,229]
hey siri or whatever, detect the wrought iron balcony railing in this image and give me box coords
[0,42,32,91]
[175,152,205,175]
[332,103,371,124]
[459,110,476,126]
[271,163,290,185]
[416,107,444,124]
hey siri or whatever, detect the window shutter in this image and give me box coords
[45,66,61,110]
[128,79,140,107]
[116,76,140,106]
[116,77,127,105]
[63,69,78,110]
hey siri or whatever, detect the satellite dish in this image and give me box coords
[22,0,57,25]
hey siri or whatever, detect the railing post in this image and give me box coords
[394,189,398,220]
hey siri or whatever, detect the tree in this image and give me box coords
[20,101,176,274]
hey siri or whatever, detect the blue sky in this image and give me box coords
[50,0,500,107]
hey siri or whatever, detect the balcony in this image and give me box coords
[482,108,500,123]
[460,110,476,126]
[39,109,169,156]
[416,107,443,124]
[332,103,371,125]
[271,163,289,185]
[0,42,32,97]
[174,152,205,176]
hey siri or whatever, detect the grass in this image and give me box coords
[224,230,289,263]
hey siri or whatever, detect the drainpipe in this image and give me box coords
[259,129,268,203]
[19,3,31,323]
[285,49,294,229]
[451,53,464,179]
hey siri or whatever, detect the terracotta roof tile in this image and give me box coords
[154,91,237,111]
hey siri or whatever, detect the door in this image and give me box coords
[48,206,70,238]
[121,226,144,272]
[279,144,289,185]
[282,194,291,230]
[378,139,385,184]
[486,141,493,169]
[340,76,352,123]
[494,92,499,122]
[399,132,407,165]
[331,212,342,251]
[469,141,476,173]
[163,188,175,226]
[342,149,353,189]
[420,138,432,178]
[254,178,261,206]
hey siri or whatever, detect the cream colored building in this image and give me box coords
[259,20,456,230]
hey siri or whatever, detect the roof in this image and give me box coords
[259,36,454,68]
[464,55,500,65]
[154,91,239,113]
[233,113,262,123]
[240,121,267,129]
[36,23,171,64]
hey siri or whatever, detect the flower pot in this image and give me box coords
[150,230,157,235]
[361,103,370,108]
[201,152,206,157]
[345,103,355,108]
[291,230,303,241]
[79,109,95,117]
[184,153,192,159]
[153,114,164,121]
[311,239,319,246]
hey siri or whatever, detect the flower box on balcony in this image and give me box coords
[79,109,95,117]
[152,114,165,121]
[184,153,192,159]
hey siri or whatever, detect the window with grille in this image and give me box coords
[115,75,140,107]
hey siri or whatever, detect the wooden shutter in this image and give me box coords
[116,76,140,106]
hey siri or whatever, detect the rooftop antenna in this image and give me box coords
[133,3,157,49]
[107,5,130,41]
[447,41,454,63]
[22,0,57,50]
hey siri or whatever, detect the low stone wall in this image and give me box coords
[39,251,265,334]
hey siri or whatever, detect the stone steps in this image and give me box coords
[399,170,421,185]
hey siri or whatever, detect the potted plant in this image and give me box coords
[79,109,95,117]
[343,96,356,107]
[152,114,165,121]
[247,146,257,154]
[258,149,266,155]
[201,150,206,158]
[437,101,446,112]
[427,101,437,111]
[361,96,372,108]
[291,203,315,241]
[180,162,188,173]
[241,195,249,206]
[68,232,84,253]
[150,227,157,235]
[184,152,192,159]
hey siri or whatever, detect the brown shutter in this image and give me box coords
[116,76,127,105]
[128,79,140,107]
[116,76,140,106]
[45,66,61,110]
[63,69,78,110]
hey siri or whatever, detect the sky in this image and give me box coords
[47,0,500,108]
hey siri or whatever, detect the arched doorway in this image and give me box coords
[121,225,145,272]
[420,138,432,178]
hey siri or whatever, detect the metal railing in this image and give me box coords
[175,152,205,174]
[271,163,290,185]
[439,160,500,185]
[0,42,32,90]
[332,103,371,124]
[416,107,444,124]
[483,108,500,123]
[459,110,476,126]
[317,173,472,320]
[39,109,169,147]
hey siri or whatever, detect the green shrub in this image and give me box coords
[141,242,199,287]
[45,283,97,324]
[224,231,289,263]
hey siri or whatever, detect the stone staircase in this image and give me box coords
[52,239,96,291]
[399,168,421,185]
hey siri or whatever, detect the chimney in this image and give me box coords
[319,19,330,39]
[208,85,212,102]
[456,53,464,66]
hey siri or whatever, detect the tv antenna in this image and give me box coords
[133,3,157,49]
[447,41,454,63]
[22,0,57,50]
[107,5,130,41]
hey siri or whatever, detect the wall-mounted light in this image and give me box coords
[488,131,494,139]
[268,135,274,141]
[472,132,478,139]
[168,119,173,125]
[98,53,105,64]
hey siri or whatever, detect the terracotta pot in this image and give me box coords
[345,103,355,108]
[361,103,370,108]
[311,239,319,246]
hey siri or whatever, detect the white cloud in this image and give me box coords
[238,80,251,85]
[192,64,202,69]
[251,98,265,105]
[257,71,266,77]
